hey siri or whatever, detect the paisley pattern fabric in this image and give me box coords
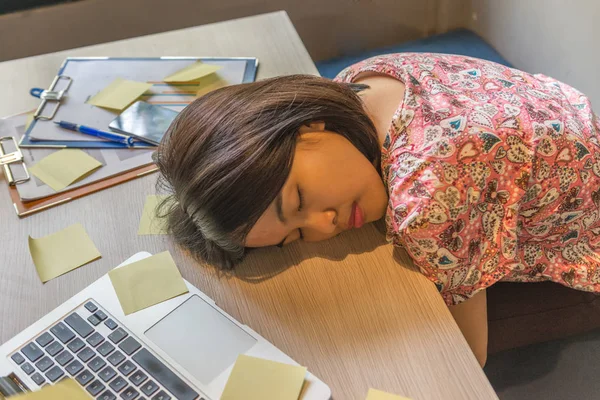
[334,53,600,306]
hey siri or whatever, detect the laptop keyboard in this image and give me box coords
[8,300,204,400]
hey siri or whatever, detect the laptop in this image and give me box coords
[0,252,332,400]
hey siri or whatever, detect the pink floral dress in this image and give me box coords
[334,53,600,306]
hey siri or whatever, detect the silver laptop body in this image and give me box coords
[0,252,331,399]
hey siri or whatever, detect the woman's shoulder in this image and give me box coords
[333,53,513,83]
[333,53,417,83]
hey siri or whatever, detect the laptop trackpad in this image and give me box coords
[145,295,257,384]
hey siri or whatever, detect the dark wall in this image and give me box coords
[0,0,79,15]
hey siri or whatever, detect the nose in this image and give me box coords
[304,209,338,234]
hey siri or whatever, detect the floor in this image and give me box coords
[483,328,600,399]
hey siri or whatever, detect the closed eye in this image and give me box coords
[297,187,304,211]
[298,187,304,239]
[276,187,305,248]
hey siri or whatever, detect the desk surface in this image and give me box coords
[0,11,497,400]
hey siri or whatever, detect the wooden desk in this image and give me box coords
[0,11,497,400]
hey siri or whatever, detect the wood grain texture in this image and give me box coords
[0,12,497,400]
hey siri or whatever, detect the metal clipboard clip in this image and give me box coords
[30,75,73,120]
[0,136,30,185]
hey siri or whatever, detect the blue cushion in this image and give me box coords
[316,29,512,79]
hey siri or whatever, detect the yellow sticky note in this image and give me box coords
[196,74,228,97]
[7,378,89,399]
[164,62,222,83]
[108,251,188,315]
[29,149,102,191]
[24,112,35,131]
[28,223,101,283]
[221,355,307,400]
[138,195,168,235]
[87,78,153,111]
[366,388,412,400]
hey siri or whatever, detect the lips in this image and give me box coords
[348,202,365,230]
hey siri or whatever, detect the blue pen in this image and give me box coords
[54,120,135,147]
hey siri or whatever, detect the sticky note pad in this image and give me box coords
[196,74,228,97]
[138,195,168,235]
[164,62,222,82]
[29,149,102,191]
[24,112,35,131]
[221,355,307,400]
[87,78,153,111]
[8,378,89,399]
[29,223,101,283]
[366,388,412,400]
[108,251,188,315]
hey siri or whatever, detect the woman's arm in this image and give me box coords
[448,289,488,368]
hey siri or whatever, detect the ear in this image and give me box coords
[298,121,326,134]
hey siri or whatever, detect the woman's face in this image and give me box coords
[245,123,388,247]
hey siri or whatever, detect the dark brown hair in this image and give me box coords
[154,74,379,269]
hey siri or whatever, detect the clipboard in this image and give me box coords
[22,56,258,148]
[0,112,157,217]
[0,136,30,185]
[8,163,158,217]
